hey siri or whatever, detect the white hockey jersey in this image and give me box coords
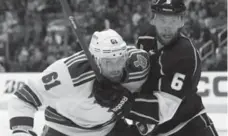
[8,46,150,136]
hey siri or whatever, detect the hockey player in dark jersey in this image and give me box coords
[109,0,219,136]
[8,29,150,136]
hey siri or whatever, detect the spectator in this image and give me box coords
[0,64,5,72]
[0,0,226,72]
[208,46,227,71]
[0,57,6,72]
[132,5,143,27]
[28,47,46,72]
[9,47,29,72]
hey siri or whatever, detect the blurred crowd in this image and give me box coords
[182,0,227,71]
[0,0,226,72]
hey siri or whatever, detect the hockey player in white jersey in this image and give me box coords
[8,29,150,136]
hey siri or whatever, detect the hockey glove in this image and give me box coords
[93,79,134,120]
[136,27,157,53]
[135,122,155,136]
[12,126,37,136]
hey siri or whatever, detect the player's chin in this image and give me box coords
[160,37,173,45]
[108,75,122,83]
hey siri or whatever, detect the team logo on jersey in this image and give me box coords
[134,54,147,69]
[111,39,118,44]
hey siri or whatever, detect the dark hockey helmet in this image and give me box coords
[151,0,186,14]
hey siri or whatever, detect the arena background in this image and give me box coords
[0,0,227,135]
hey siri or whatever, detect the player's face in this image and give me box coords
[152,13,184,45]
[99,55,127,82]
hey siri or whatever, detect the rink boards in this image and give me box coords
[0,72,227,135]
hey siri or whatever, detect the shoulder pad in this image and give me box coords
[174,34,199,59]
[124,49,150,82]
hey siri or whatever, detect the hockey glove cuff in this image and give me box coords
[93,79,134,120]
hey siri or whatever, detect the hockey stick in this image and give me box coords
[58,0,103,81]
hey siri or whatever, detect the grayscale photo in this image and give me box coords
[0,0,227,136]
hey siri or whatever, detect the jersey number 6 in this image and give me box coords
[42,72,61,90]
[171,73,186,91]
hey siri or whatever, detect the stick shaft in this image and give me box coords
[58,0,102,81]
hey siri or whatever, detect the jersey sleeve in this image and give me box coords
[8,58,74,129]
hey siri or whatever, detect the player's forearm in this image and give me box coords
[126,91,182,125]
[126,93,160,124]
[9,96,37,130]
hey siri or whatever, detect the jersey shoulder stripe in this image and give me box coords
[127,66,150,82]
[73,73,95,87]
[64,50,84,64]
[127,46,138,54]
[127,46,136,49]
[63,52,95,87]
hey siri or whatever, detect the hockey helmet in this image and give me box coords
[89,29,128,81]
[89,29,127,59]
[151,0,186,14]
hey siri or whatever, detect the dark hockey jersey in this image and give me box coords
[128,25,205,135]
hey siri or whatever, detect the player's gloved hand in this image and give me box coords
[136,30,157,53]
[12,126,37,136]
[93,78,134,120]
[135,122,155,136]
